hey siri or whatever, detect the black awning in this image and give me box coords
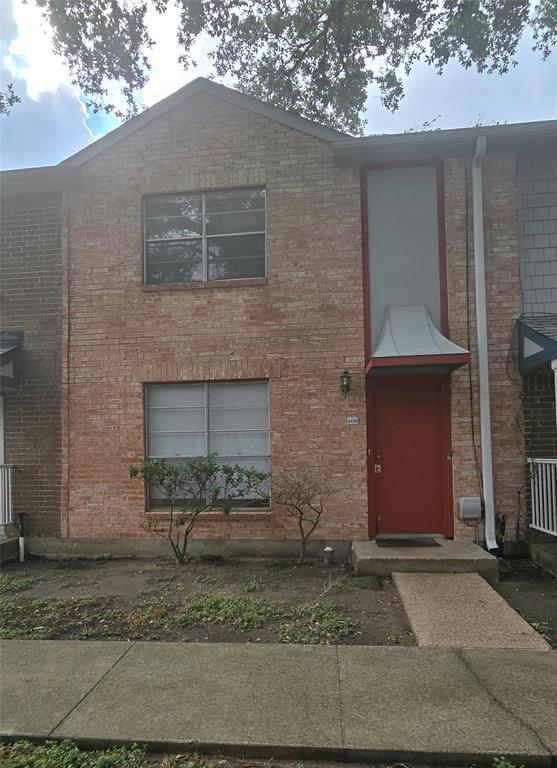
[518,316,557,372]
[0,330,23,391]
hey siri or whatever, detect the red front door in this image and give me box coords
[368,374,452,536]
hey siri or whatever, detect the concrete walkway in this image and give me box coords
[1,640,556,767]
[394,572,550,649]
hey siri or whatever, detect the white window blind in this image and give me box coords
[146,381,270,509]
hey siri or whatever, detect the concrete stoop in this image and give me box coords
[352,538,499,580]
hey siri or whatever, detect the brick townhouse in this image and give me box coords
[1,78,556,564]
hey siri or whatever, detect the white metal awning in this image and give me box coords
[373,304,469,360]
[366,304,470,373]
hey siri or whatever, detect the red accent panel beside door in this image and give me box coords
[367,375,453,537]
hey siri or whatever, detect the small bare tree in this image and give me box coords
[273,468,330,564]
[129,455,268,564]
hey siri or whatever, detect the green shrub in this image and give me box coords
[129,456,268,564]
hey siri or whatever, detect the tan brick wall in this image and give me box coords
[63,92,368,543]
[62,92,526,547]
[445,154,525,543]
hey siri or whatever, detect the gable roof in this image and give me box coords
[60,77,346,168]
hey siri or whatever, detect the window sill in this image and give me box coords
[146,509,272,521]
[142,277,267,293]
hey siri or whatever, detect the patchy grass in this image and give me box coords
[178,593,287,631]
[242,575,264,593]
[0,597,182,641]
[530,620,550,641]
[0,597,112,639]
[193,574,225,587]
[0,740,146,768]
[58,577,99,590]
[0,575,34,595]
[493,758,525,768]
[279,602,358,644]
[0,559,414,645]
[1,740,449,768]
[349,575,382,591]
[164,758,220,768]
[0,591,359,644]
[145,573,177,585]
[494,559,557,648]
[116,602,176,639]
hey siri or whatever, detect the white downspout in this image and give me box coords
[551,357,557,432]
[472,135,498,552]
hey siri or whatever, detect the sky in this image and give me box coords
[0,0,556,171]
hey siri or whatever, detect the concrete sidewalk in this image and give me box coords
[1,640,556,766]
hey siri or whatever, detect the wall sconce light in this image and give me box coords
[340,369,352,396]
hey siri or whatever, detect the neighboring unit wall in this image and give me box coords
[63,91,368,546]
[445,154,524,542]
[524,367,557,573]
[0,192,63,536]
[523,369,557,458]
[519,154,557,315]
[518,154,557,552]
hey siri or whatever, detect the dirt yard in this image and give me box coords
[0,556,414,646]
[494,558,557,648]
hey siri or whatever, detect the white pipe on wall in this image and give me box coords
[472,135,498,553]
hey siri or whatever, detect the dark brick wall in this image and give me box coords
[523,368,557,529]
[523,368,557,458]
[0,192,63,536]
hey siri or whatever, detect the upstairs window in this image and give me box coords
[143,188,266,284]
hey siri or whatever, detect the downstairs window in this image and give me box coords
[145,381,270,509]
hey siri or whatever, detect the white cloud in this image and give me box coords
[0,70,94,169]
[140,2,214,108]
[2,0,217,119]
[0,0,94,169]
[4,0,75,100]
[0,0,219,168]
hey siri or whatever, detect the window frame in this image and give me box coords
[142,187,267,286]
[144,380,271,512]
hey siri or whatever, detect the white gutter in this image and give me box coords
[472,135,498,552]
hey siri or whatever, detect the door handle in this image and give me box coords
[374,464,382,474]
